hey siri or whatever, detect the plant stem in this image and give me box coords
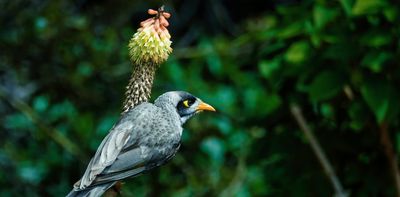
[0,87,88,163]
[290,104,348,197]
[379,123,400,197]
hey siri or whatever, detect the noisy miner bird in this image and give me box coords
[67,91,215,197]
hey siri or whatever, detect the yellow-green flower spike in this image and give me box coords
[128,8,172,66]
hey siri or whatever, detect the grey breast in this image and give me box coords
[137,103,183,169]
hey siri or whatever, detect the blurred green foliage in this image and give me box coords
[1,0,400,196]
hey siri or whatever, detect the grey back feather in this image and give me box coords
[75,103,158,189]
[73,101,182,192]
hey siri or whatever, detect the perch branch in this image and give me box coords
[219,149,247,197]
[290,104,348,197]
[379,123,400,197]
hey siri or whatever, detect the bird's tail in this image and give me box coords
[66,182,116,197]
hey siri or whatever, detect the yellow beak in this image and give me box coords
[196,101,216,112]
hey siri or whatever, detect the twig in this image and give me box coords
[290,104,348,197]
[0,87,88,163]
[379,123,400,197]
[219,151,246,197]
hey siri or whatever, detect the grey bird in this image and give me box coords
[67,91,215,197]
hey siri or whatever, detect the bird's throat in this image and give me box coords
[122,63,157,113]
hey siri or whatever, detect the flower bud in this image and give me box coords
[128,10,172,66]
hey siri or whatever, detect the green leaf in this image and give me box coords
[320,103,335,118]
[215,86,238,115]
[307,71,346,102]
[200,38,223,76]
[244,87,282,117]
[348,102,369,131]
[258,58,281,79]
[361,52,391,73]
[360,32,392,47]
[77,62,93,77]
[361,80,399,123]
[277,22,304,39]
[165,59,184,88]
[339,0,354,16]
[313,5,338,29]
[352,0,387,15]
[200,137,225,164]
[35,17,48,31]
[212,116,233,135]
[48,100,77,121]
[285,41,310,64]
[72,113,94,141]
[4,113,34,130]
[33,95,49,113]
[227,131,249,150]
[18,163,43,184]
[383,7,398,22]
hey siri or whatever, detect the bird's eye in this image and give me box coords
[183,100,190,108]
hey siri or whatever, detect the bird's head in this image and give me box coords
[155,91,216,124]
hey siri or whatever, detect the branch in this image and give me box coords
[219,150,247,197]
[379,123,400,196]
[0,87,88,163]
[290,104,348,197]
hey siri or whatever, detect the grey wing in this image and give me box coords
[94,146,148,183]
[75,120,133,189]
[90,146,175,185]
[75,103,155,190]
[86,110,181,186]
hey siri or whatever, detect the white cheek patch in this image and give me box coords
[180,114,194,125]
[180,116,189,124]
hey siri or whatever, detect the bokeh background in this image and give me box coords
[1,0,400,196]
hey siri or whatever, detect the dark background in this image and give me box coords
[1,0,400,196]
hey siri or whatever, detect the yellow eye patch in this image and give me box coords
[183,100,190,108]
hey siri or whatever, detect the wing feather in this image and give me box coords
[77,121,133,189]
[101,147,144,174]
[75,103,156,190]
